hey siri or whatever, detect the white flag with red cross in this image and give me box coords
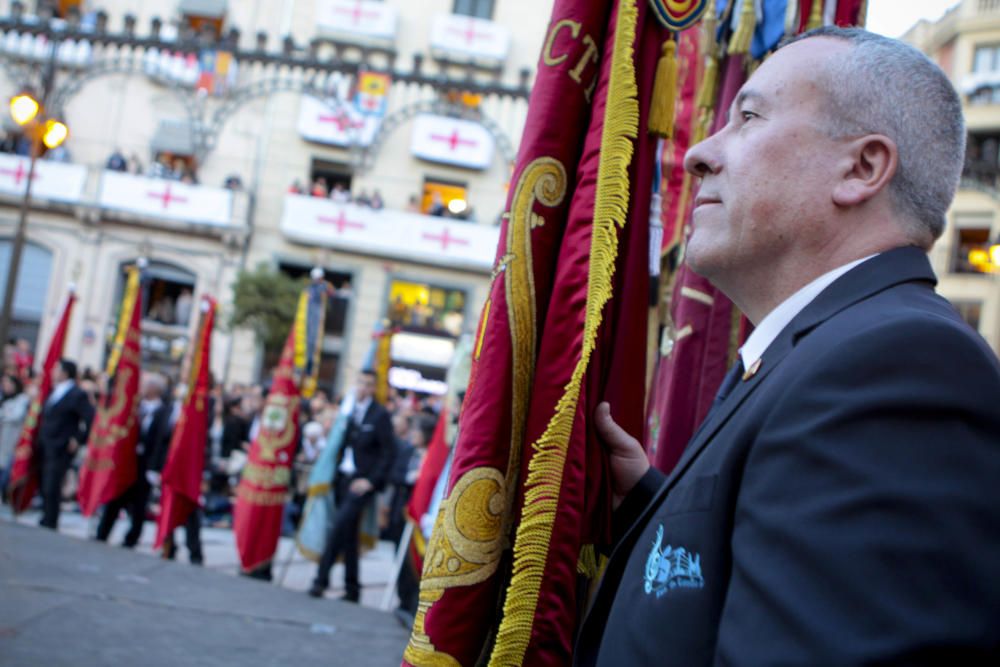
[298,95,379,147]
[410,114,495,170]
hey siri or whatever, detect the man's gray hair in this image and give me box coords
[783,27,966,245]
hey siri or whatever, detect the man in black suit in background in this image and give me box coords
[578,28,1000,665]
[95,372,172,547]
[37,359,94,529]
[309,369,394,601]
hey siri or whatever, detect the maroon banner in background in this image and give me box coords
[155,296,216,549]
[7,291,76,512]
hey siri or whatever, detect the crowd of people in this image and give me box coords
[289,177,385,210]
[0,347,439,595]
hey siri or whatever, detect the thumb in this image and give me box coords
[595,402,640,454]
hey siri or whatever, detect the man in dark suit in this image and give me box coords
[309,369,394,601]
[37,359,94,529]
[95,372,172,547]
[578,28,1000,666]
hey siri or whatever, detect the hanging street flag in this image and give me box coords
[404,0,660,662]
[7,288,76,512]
[409,114,495,170]
[355,70,391,116]
[78,265,143,516]
[297,95,380,148]
[154,296,216,549]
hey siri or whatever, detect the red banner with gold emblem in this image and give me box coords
[7,289,76,512]
[77,267,142,516]
[404,0,660,663]
[232,323,302,574]
[155,296,216,549]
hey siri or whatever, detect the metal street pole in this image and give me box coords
[0,133,40,348]
[0,37,58,349]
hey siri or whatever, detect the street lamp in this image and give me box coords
[0,41,68,350]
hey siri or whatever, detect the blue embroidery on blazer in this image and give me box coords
[643,524,704,597]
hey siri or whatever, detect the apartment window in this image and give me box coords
[309,158,353,197]
[951,226,994,274]
[951,300,983,331]
[453,0,495,19]
[422,177,472,219]
[974,44,1000,73]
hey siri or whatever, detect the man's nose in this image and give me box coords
[683,137,721,178]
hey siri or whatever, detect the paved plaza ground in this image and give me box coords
[0,506,411,666]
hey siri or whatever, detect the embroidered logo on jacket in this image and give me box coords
[643,525,704,597]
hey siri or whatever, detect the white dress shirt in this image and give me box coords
[740,255,877,371]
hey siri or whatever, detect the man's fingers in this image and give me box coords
[595,402,640,453]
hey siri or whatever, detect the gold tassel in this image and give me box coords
[700,7,718,57]
[695,53,718,111]
[727,0,756,55]
[806,0,824,30]
[648,38,679,138]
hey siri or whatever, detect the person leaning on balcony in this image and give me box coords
[578,28,1000,666]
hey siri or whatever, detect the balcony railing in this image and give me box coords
[279,194,499,272]
[0,155,249,233]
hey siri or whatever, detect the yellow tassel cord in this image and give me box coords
[692,11,720,145]
[648,38,678,138]
[292,290,308,374]
[375,328,392,405]
[106,266,140,377]
[806,0,824,30]
[727,0,756,55]
[487,0,640,663]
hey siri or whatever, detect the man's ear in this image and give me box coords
[832,134,898,207]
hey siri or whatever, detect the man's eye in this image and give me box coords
[740,110,758,121]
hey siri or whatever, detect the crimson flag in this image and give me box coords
[154,296,216,549]
[7,289,76,512]
[404,406,450,570]
[232,324,302,574]
[405,0,660,663]
[78,267,143,516]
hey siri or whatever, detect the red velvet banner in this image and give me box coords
[7,291,76,512]
[77,286,142,516]
[404,0,659,663]
[155,296,216,549]
[232,325,301,574]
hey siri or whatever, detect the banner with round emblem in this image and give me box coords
[648,0,710,30]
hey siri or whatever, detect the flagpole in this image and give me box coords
[380,521,414,611]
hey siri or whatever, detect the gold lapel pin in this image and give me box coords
[742,358,762,381]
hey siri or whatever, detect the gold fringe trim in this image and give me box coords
[106,266,140,377]
[727,0,756,55]
[487,0,640,663]
[293,290,308,375]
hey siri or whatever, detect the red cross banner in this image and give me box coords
[0,153,86,204]
[316,0,398,41]
[403,0,660,663]
[409,114,495,170]
[298,95,380,147]
[154,296,216,549]
[98,171,234,227]
[77,266,143,517]
[279,195,500,271]
[429,13,510,64]
[6,288,76,513]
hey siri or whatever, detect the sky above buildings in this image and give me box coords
[866,0,960,37]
